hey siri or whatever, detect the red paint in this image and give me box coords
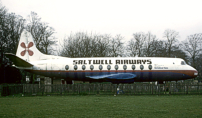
[20,42,34,56]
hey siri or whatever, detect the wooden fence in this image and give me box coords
[1,83,202,96]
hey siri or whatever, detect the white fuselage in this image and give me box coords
[7,31,198,84]
[30,57,194,71]
[25,57,198,83]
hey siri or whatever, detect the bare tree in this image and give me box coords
[163,29,179,57]
[94,34,111,57]
[0,4,25,84]
[60,32,124,57]
[143,32,160,57]
[127,38,137,57]
[127,32,146,57]
[7,13,25,54]
[26,12,56,54]
[60,32,96,57]
[78,32,95,57]
[181,33,202,68]
[0,5,8,53]
[127,31,186,59]
[128,32,161,57]
[109,34,124,57]
[0,6,25,54]
[195,54,202,81]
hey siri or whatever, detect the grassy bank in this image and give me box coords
[0,95,202,117]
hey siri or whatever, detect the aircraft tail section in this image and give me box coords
[16,30,47,62]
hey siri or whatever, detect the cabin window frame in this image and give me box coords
[115,65,119,70]
[65,65,69,70]
[90,65,94,70]
[82,65,86,70]
[107,65,111,70]
[140,65,144,70]
[132,65,135,70]
[148,65,152,70]
[74,65,78,70]
[99,65,103,70]
[123,65,127,70]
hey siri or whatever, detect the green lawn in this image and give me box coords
[0,95,202,118]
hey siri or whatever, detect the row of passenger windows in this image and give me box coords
[65,65,153,70]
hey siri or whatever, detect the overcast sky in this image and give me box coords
[1,0,202,42]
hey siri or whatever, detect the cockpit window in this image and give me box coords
[181,61,186,65]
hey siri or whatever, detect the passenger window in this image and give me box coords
[115,65,119,70]
[90,65,94,70]
[82,65,86,70]
[65,65,69,70]
[140,65,144,70]
[132,65,135,70]
[99,65,103,70]
[74,65,78,70]
[107,65,111,70]
[123,65,127,70]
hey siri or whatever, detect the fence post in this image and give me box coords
[77,84,80,94]
[184,83,186,95]
[23,84,24,96]
[88,84,90,95]
[134,84,136,95]
[115,84,117,96]
[199,85,201,95]
[187,84,188,94]
[60,84,62,95]
[164,84,165,95]
[169,83,170,95]
[41,84,43,96]
[198,83,199,94]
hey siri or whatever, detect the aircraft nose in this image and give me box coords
[193,70,198,78]
[189,66,198,78]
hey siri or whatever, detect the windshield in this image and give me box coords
[181,61,186,65]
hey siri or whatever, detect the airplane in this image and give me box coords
[5,31,198,84]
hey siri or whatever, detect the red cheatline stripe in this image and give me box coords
[26,70,196,77]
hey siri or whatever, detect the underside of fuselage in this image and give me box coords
[26,70,194,84]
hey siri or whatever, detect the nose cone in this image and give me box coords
[193,70,198,78]
[187,65,198,78]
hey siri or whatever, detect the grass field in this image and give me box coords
[0,95,202,118]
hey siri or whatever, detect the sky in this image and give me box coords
[1,0,202,42]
